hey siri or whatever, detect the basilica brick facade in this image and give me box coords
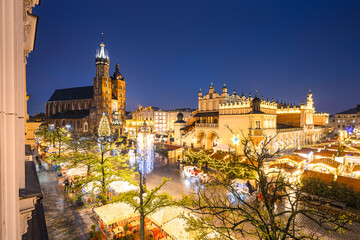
[45,40,126,134]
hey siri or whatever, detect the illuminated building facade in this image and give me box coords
[130,106,195,135]
[174,83,330,151]
[333,105,360,133]
[1,0,48,238]
[45,40,126,134]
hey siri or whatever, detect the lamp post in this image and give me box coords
[231,134,240,156]
[137,121,154,240]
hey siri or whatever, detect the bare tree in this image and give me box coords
[181,134,354,240]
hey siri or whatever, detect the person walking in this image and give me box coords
[64,178,69,192]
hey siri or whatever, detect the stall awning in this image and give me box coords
[193,111,219,118]
[94,202,138,226]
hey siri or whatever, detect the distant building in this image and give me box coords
[26,113,45,147]
[333,105,360,133]
[130,106,195,135]
[174,83,330,151]
[167,108,195,132]
[45,40,126,134]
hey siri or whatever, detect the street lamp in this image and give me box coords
[231,134,240,156]
[137,121,154,240]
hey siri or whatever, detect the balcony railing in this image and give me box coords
[276,128,303,133]
[249,128,264,136]
[195,122,218,128]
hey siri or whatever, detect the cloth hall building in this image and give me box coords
[45,41,126,133]
[174,84,330,152]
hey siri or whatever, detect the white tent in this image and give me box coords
[161,216,197,240]
[82,181,100,196]
[66,166,87,177]
[147,206,184,227]
[109,180,137,194]
[94,202,138,226]
[148,207,198,240]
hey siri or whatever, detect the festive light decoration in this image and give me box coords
[137,132,155,174]
[98,113,111,137]
[231,134,240,146]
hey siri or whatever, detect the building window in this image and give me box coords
[84,122,88,132]
[255,121,261,129]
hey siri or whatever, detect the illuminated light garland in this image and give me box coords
[137,132,155,174]
[98,114,111,137]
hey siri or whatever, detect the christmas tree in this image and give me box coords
[98,113,111,137]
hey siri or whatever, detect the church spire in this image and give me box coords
[96,33,109,60]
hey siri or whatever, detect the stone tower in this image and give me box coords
[174,112,186,146]
[94,39,112,126]
[111,62,126,133]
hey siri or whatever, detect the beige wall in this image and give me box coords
[25,122,42,147]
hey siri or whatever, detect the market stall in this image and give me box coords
[81,181,100,203]
[161,215,197,240]
[108,180,137,195]
[66,166,87,178]
[94,202,139,239]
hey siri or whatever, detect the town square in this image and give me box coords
[1,1,360,240]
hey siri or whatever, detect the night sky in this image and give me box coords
[27,0,360,116]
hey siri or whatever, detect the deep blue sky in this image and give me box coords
[27,0,360,115]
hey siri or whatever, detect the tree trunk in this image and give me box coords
[101,151,106,205]
[140,171,145,240]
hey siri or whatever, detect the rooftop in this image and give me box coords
[47,110,90,119]
[48,86,93,101]
[336,105,360,115]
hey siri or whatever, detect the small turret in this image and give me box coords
[112,61,123,80]
[251,92,261,112]
[222,84,228,94]
[198,88,202,98]
[208,82,215,94]
[174,112,186,123]
[174,112,186,145]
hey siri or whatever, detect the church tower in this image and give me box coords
[111,62,126,133]
[94,38,112,127]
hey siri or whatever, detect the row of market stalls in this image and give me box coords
[81,180,138,203]
[94,203,202,240]
[57,164,138,204]
[264,138,360,180]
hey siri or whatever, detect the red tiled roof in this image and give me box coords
[277,154,306,164]
[302,170,334,184]
[293,148,314,155]
[160,143,183,151]
[309,158,340,169]
[313,150,336,158]
[337,175,360,192]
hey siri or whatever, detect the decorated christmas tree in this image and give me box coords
[98,113,111,137]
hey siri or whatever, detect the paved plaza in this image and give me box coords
[38,164,90,240]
